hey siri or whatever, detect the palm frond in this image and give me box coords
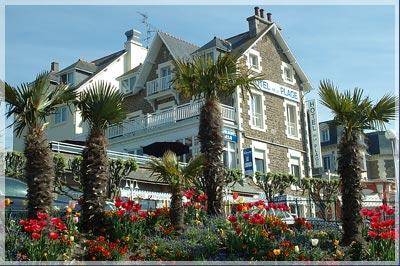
[367,94,398,130]
[76,81,126,130]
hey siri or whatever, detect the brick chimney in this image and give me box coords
[247,7,272,38]
[50,61,59,72]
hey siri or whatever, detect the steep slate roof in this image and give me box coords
[194,36,232,54]
[58,59,97,75]
[226,28,269,58]
[117,63,142,79]
[157,31,199,60]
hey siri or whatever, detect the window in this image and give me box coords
[249,53,259,69]
[61,72,74,85]
[290,156,301,179]
[320,128,330,142]
[251,94,263,129]
[121,76,137,94]
[206,51,214,62]
[284,67,293,82]
[286,104,298,138]
[322,156,331,172]
[160,66,172,90]
[54,106,68,124]
[281,62,295,84]
[254,149,266,173]
[223,141,236,169]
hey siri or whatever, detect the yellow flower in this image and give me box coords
[69,236,74,242]
[66,207,72,214]
[336,249,344,257]
[294,245,300,253]
[125,236,130,242]
[333,239,339,246]
[273,249,281,256]
[4,198,12,207]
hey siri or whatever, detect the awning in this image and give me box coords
[120,188,171,201]
[142,142,189,157]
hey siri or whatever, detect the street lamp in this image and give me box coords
[385,129,398,198]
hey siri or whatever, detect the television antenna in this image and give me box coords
[137,12,156,48]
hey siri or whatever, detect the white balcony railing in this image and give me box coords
[146,75,173,96]
[108,101,236,139]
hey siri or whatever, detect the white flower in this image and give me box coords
[311,238,319,247]
[69,236,74,242]
[294,245,300,253]
[73,217,79,224]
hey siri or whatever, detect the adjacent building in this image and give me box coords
[316,120,396,202]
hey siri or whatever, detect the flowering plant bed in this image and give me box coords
[4,196,397,262]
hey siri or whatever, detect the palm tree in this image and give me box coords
[148,151,204,232]
[75,81,126,232]
[4,72,75,217]
[319,80,397,245]
[173,54,262,215]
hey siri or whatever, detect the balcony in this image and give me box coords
[108,101,236,139]
[146,75,173,96]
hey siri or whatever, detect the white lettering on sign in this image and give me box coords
[254,80,299,102]
[306,99,322,168]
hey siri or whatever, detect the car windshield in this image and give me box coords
[4,177,27,198]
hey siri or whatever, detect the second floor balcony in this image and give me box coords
[146,75,173,96]
[108,100,236,139]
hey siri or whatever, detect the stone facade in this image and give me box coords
[239,32,308,176]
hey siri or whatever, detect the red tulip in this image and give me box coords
[368,230,378,238]
[37,212,48,220]
[232,192,239,200]
[49,232,59,240]
[228,215,237,223]
[31,232,41,240]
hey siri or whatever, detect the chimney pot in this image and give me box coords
[260,9,265,18]
[254,7,260,17]
[51,61,59,72]
[267,12,272,22]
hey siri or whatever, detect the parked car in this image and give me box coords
[266,209,296,225]
[306,217,342,230]
[2,176,115,212]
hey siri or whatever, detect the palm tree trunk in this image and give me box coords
[24,127,54,218]
[338,130,363,245]
[199,98,225,216]
[170,186,184,232]
[81,128,109,233]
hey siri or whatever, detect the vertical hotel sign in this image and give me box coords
[306,99,322,168]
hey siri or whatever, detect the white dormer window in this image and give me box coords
[61,72,74,85]
[281,62,296,85]
[121,75,137,94]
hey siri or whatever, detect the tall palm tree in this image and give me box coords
[75,81,126,232]
[4,72,75,217]
[173,54,262,215]
[319,80,397,245]
[148,151,204,232]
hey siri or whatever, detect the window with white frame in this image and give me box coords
[290,156,301,179]
[286,104,298,138]
[54,106,68,124]
[223,140,236,169]
[61,72,74,85]
[249,53,259,69]
[254,149,266,173]
[320,127,330,142]
[251,93,263,129]
[281,62,295,85]
[322,155,331,172]
[121,76,137,94]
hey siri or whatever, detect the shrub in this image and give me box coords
[84,236,128,261]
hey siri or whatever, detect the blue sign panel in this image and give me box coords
[223,128,238,143]
[243,148,253,176]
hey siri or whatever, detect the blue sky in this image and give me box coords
[4,5,396,149]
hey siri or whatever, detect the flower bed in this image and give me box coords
[4,196,397,262]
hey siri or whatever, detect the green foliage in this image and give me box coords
[251,172,296,202]
[4,71,75,136]
[108,158,138,199]
[173,54,263,100]
[299,177,341,220]
[75,81,126,130]
[5,151,25,180]
[224,168,244,187]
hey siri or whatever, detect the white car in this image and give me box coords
[266,209,296,225]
